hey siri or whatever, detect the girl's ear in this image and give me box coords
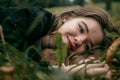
[62,17,72,23]
[62,19,66,23]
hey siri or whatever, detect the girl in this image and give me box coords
[0,6,114,77]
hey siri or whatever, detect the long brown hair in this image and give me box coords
[43,7,116,65]
[48,7,115,48]
[51,7,115,65]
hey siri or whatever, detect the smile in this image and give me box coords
[67,36,73,50]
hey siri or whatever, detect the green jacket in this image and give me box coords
[0,6,55,63]
[0,6,55,51]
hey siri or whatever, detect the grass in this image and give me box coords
[47,2,120,23]
[46,5,80,15]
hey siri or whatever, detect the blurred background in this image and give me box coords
[0,0,120,34]
[0,0,119,10]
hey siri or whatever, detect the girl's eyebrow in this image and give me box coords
[81,21,89,33]
[80,21,93,48]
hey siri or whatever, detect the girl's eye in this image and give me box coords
[80,27,83,33]
[78,24,84,33]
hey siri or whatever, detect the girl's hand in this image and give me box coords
[85,61,110,76]
[62,61,110,77]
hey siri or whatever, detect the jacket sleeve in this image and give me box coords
[1,7,55,51]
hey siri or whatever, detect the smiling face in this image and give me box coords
[57,17,104,54]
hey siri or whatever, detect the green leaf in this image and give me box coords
[55,33,67,68]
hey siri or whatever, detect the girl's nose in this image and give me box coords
[74,35,87,45]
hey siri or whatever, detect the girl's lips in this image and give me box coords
[67,36,73,50]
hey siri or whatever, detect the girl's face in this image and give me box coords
[57,17,103,54]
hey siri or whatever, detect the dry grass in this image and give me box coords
[46,5,81,15]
